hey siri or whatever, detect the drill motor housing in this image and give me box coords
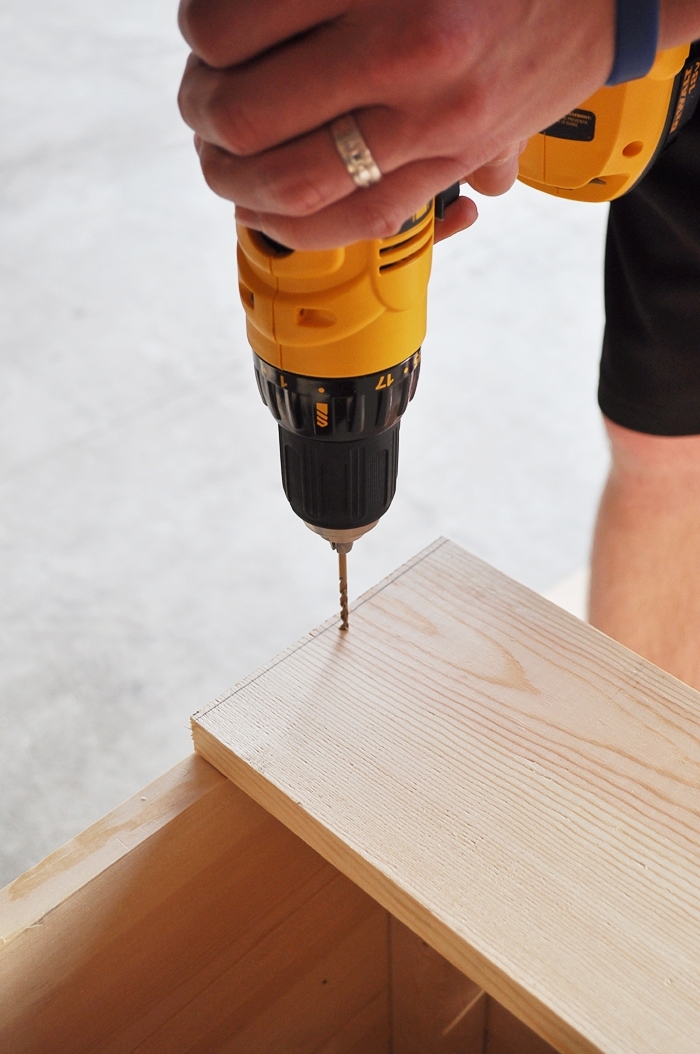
[520,43,700,199]
[238,200,439,538]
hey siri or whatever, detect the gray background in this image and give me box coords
[0,0,609,885]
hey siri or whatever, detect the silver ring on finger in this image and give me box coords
[330,114,382,189]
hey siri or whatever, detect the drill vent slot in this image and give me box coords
[379,230,426,258]
[379,243,430,273]
[297,308,336,328]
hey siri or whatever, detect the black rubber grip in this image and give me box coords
[278,423,400,530]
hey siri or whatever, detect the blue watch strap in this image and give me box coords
[606,0,660,85]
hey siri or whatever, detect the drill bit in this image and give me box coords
[338,548,349,631]
[331,542,352,631]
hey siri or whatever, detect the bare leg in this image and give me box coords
[589,417,700,690]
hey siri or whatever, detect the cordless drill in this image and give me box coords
[237,42,699,630]
[236,191,457,627]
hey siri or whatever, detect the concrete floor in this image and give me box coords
[0,2,609,886]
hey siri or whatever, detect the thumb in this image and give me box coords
[464,140,529,197]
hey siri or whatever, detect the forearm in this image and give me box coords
[660,0,700,47]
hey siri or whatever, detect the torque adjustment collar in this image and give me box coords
[253,350,421,440]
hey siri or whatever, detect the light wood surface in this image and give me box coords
[0,749,553,1052]
[0,755,390,1053]
[193,537,700,1054]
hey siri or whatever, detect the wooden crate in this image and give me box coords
[3,539,700,1053]
[0,755,552,1054]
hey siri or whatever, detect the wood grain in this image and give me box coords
[0,755,390,1054]
[193,538,700,1054]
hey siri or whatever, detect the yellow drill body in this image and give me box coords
[519,45,695,200]
[237,204,433,379]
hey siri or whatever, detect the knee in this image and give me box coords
[604,416,700,482]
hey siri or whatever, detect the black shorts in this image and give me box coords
[599,96,700,435]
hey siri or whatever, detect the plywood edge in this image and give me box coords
[193,722,601,1054]
[192,537,450,724]
[0,754,224,946]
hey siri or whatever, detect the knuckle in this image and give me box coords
[438,87,493,167]
[198,145,229,198]
[267,171,330,216]
[176,74,195,128]
[177,0,195,45]
[364,202,402,240]
[440,83,490,142]
[228,109,264,157]
[422,23,469,73]
[207,87,262,156]
[178,0,229,68]
[381,15,469,90]
[462,86,491,133]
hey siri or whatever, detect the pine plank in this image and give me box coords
[192,538,700,1054]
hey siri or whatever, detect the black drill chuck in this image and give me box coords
[253,351,421,532]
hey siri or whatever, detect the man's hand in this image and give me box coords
[178,0,619,248]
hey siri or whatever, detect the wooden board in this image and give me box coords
[193,538,700,1054]
[0,749,553,1053]
[0,755,390,1054]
